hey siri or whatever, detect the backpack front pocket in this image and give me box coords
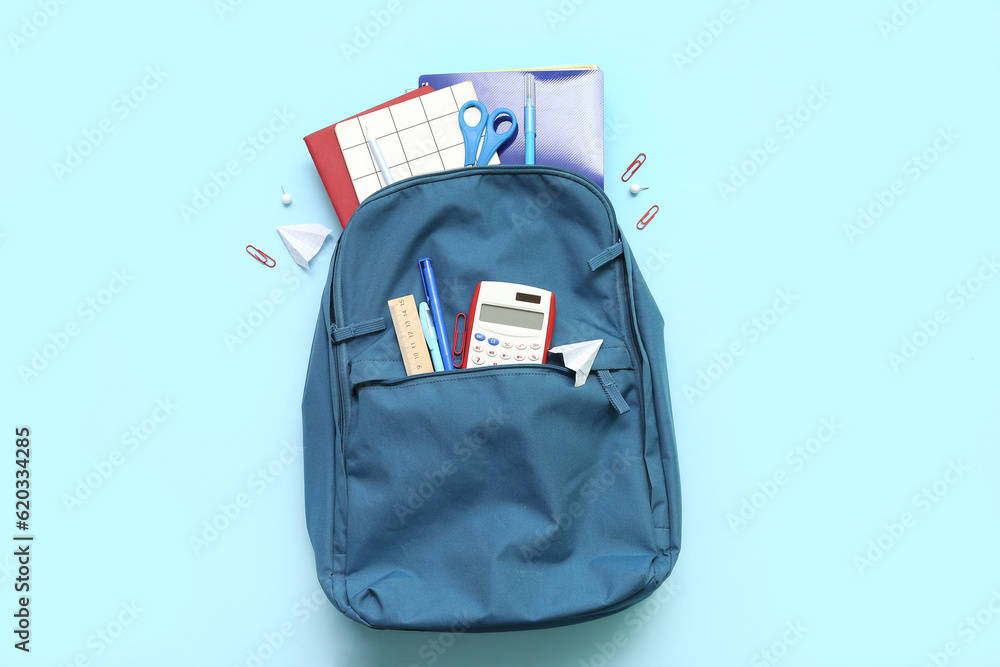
[341,363,659,630]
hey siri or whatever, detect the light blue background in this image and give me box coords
[4,0,999,665]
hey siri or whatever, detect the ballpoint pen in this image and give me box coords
[366,126,395,185]
[418,257,454,371]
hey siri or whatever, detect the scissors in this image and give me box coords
[459,100,518,167]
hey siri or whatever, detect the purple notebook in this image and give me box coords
[418,67,605,188]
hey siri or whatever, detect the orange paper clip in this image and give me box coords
[246,245,275,267]
[636,205,659,230]
[621,153,646,182]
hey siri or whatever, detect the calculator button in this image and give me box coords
[471,355,484,365]
[529,353,540,361]
[516,343,527,350]
[487,349,497,357]
[474,333,486,341]
[501,341,513,349]
[514,354,525,361]
[473,344,483,352]
[530,342,541,350]
[488,337,499,346]
[500,352,511,360]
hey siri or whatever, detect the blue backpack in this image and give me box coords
[302,165,680,631]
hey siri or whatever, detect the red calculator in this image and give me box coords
[461,281,555,368]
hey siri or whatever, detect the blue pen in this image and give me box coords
[418,257,454,371]
[419,302,444,371]
[524,73,535,165]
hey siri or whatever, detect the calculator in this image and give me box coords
[461,281,555,368]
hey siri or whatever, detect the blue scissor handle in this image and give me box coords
[477,108,517,166]
[459,101,518,167]
[459,101,487,167]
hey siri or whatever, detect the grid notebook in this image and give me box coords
[334,81,498,203]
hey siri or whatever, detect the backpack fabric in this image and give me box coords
[302,165,681,631]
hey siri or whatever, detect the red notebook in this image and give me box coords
[303,86,436,229]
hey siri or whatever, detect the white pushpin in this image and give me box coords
[281,186,292,205]
[629,184,649,195]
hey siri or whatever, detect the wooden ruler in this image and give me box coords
[387,295,432,376]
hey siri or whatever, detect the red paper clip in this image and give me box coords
[246,245,275,267]
[621,153,646,182]
[636,205,659,230]
[452,312,467,367]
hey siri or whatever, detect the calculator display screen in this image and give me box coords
[479,304,544,330]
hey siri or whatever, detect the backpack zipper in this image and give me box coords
[352,363,575,392]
